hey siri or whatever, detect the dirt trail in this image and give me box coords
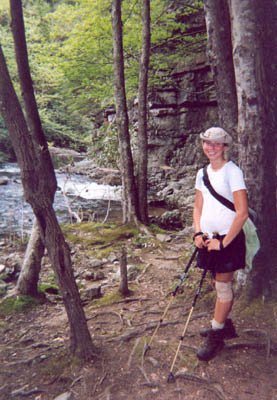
[0,235,276,400]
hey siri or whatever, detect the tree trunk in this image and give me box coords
[203,0,237,135]
[111,0,139,223]
[137,0,151,224]
[16,219,44,296]
[10,0,52,295]
[229,0,277,299]
[204,0,277,299]
[10,0,56,194]
[0,45,96,360]
[119,247,129,296]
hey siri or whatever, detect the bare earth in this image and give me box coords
[0,232,276,400]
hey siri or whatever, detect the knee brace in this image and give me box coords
[215,281,233,302]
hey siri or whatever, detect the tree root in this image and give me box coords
[175,371,212,384]
[106,312,208,343]
[94,385,112,400]
[92,372,108,395]
[114,297,149,304]
[225,340,277,358]
[242,329,272,359]
[175,372,227,400]
[87,311,124,326]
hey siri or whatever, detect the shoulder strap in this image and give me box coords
[202,165,236,212]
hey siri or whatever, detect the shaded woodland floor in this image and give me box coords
[0,226,276,400]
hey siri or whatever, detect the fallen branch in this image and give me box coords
[11,387,48,397]
[70,375,83,388]
[127,337,141,368]
[102,199,111,223]
[138,365,151,384]
[136,262,151,283]
[6,353,49,367]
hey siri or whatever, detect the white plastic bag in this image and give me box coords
[243,218,260,271]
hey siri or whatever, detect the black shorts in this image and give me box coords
[197,230,246,274]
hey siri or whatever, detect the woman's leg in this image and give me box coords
[213,271,234,324]
[197,271,235,361]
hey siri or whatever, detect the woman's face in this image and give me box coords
[202,140,226,161]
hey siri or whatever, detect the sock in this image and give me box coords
[211,319,225,330]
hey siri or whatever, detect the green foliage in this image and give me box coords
[0,117,16,161]
[0,295,41,317]
[62,221,139,247]
[0,0,205,161]
[39,272,59,294]
[88,122,119,167]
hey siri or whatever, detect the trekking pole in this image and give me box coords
[167,264,208,383]
[143,247,198,357]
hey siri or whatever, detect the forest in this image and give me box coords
[0,1,276,399]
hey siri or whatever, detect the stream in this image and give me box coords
[0,163,122,237]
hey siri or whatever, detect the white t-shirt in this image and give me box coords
[195,161,246,236]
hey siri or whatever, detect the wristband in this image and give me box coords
[219,238,225,250]
[193,231,203,240]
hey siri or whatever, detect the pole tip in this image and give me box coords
[167,372,176,383]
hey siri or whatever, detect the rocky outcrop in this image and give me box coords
[62,60,219,227]
[136,60,218,222]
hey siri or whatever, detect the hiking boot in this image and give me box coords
[197,329,224,361]
[199,318,238,340]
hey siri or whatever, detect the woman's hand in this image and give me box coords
[206,238,221,251]
[194,234,206,248]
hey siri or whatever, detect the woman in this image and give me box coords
[193,127,248,361]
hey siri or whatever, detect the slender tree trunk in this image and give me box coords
[111,0,139,223]
[203,0,237,135]
[119,247,129,296]
[229,0,277,298]
[0,45,96,360]
[16,219,44,296]
[137,0,151,224]
[10,0,56,175]
[10,0,51,295]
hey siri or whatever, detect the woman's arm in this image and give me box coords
[207,189,249,251]
[193,189,206,248]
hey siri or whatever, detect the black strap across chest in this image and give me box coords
[202,165,235,212]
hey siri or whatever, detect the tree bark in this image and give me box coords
[119,247,129,296]
[111,0,139,223]
[229,0,277,299]
[204,0,277,299]
[10,0,51,295]
[16,219,44,296]
[137,0,151,224]
[0,45,96,360]
[203,0,237,135]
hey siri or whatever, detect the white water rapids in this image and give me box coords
[0,163,122,236]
